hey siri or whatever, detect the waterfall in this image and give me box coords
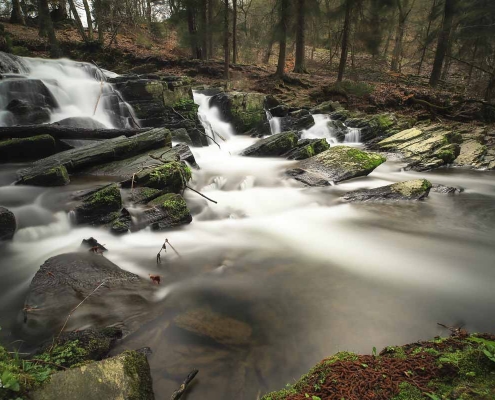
[301,114,339,143]
[193,91,234,143]
[344,127,361,143]
[266,111,281,135]
[0,52,135,128]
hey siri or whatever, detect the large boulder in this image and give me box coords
[287,146,386,186]
[131,161,192,193]
[342,179,432,202]
[377,124,462,171]
[6,98,51,125]
[0,134,58,162]
[209,91,267,134]
[345,113,414,142]
[73,184,122,226]
[134,193,192,231]
[55,117,108,129]
[20,165,70,186]
[284,138,330,160]
[0,206,16,240]
[309,100,343,114]
[31,351,154,400]
[240,131,298,157]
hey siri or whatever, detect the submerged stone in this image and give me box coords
[287,146,386,186]
[0,206,16,240]
[343,179,432,202]
[240,131,298,157]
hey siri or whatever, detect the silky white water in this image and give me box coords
[1,84,495,399]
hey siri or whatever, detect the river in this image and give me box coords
[1,57,495,399]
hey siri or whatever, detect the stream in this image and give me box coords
[1,57,495,399]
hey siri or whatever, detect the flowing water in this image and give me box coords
[1,62,495,399]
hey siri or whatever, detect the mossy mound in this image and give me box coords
[240,131,298,157]
[20,165,70,186]
[138,161,192,193]
[343,179,433,202]
[285,138,330,160]
[0,134,57,162]
[148,193,192,230]
[262,334,495,400]
[74,184,122,225]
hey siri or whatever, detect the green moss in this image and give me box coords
[85,184,122,210]
[121,351,154,400]
[150,193,189,221]
[391,382,425,400]
[337,147,386,170]
[144,161,191,192]
[22,165,70,186]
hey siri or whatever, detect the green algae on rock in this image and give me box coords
[20,165,70,186]
[343,179,433,202]
[287,146,386,186]
[146,193,192,230]
[136,161,192,193]
[0,134,57,162]
[74,184,122,225]
[240,131,298,157]
[284,138,330,160]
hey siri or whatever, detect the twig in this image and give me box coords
[186,185,218,204]
[93,79,104,116]
[170,369,199,400]
[166,239,181,257]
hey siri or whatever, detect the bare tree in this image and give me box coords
[275,0,289,77]
[337,0,353,82]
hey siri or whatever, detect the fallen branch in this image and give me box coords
[186,185,218,204]
[170,369,199,400]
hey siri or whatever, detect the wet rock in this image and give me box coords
[268,104,289,117]
[124,187,163,205]
[81,237,108,252]
[289,109,310,119]
[377,124,461,171]
[55,116,108,129]
[454,139,487,168]
[110,209,132,235]
[173,307,252,346]
[345,113,414,142]
[135,193,192,231]
[0,207,16,240]
[6,98,51,125]
[292,114,315,131]
[209,91,267,133]
[132,161,192,193]
[309,100,343,114]
[326,120,347,142]
[0,78,58,109]
[73,184,122,226]
[431,184,462,194]
[0,134,57,162]
[31,351,154,400]
[343,179,432,202]
[21,165,70,186]
[240,131,298,157]
[171,127,193,145]
[287,146,386,186]
[284,138,330,160]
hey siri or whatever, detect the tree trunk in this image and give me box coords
[293,0,307,73]
[67,0,88,42]
[187,5,200,59]
[441,27,454,81]
[275,0,289,77]
[82,0,94,40]
[38,0,62,58]
[224,0,230,80]
[337,0,353,82]
[429,0,456,87]
[485,71,495,103]
[391,15,405,72]
[208,0,214,58]
[10,0,25,25]
[232,0,238,63]
[263,30,276,64]
[201,0,208,59]
[466,40,479,87]
[146,0,152,25]
[417,0,437,75]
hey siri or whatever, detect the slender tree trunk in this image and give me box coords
[146,0,152,25]
[201,0,208,59]
[93,0,105,44]
[224,0,230,80]
[337,0,353,82]
[187,5,200,59]
[275,0,289,77]
[441,27,454,81]
[82,0,94,40]
[391,15,405,72]
[208,0,214,58]
[38,0,61,58]
[10,0,25,25]
[232,0,238,63]
[58,0,68,20]
[467,40,479,87]
[263,30,276,64]
[293,0,307,73]
[67,0,87,42]
[417,0,437,75]
[429,0,456,87]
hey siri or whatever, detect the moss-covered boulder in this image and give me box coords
[0,206,16,240]
[309,100,343,114]
[0,134,58,162]
[345,113,414,142]
[73,184,122,225]
[110,209,132,235]
[20,165,70,186]
[135,161,192,193]
[284,138,330,160]
[240,131,298,157]
[142,193,192,231]
[31,351,154,400]
[378,124,462,171]
[287,146,386,186]
[261,333,495,400]
[124,187,162,205]
[343,179,432,202]
[210,91,267,133]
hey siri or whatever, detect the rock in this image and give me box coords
[289,109,310,119]
[326,120,347,142]
[171,127,193,145]
[377,124,461,171]
[431,184,462,194]
[135,193,192,231]
[124,187,163,205]
[0,78,58,109]
[209,91,267,133]
[268,104,289,117]
[110,209,132,235]
[80,237,108,252]
[284,138,330,160]
[6,98,51,125]
[454,139,487,168]
[21,165,70,186]
[31,351,154,400]
[342,179,432,202]
[345,113,414,142]
[23,252,143,336]
[173,307,252,346]
[73,184,122,226]
[0,134,57,162]
[17,128,172,186]
[55,117,108,129]
[240,131,298,157]
[0,206,16,240]
[292,114,315,131]
[132,161,192,193]
[287,146,386,186]
[309,100,343,114]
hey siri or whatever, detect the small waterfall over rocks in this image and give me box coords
[0,51,136,128]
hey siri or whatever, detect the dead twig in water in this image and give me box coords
[186,185,218,204]
[170,369,198,400]
[157,239,180,264]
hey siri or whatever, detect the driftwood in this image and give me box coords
[0,125,148,141]
[170,369,198,400]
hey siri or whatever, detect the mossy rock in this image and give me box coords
[240,131,298,157]
[287,146,386,186]
[137,161,192,193]
[148,193,192,230]
[285,138,330,160]
[74,184,122,225]
[0,134,57,162]
[20,165,70,186]
[343,179,432,202]
[0,206,16,241]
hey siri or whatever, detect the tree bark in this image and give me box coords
[208,0,214,57]
[337,0,353,82]
[263,30,276,64]
[429,0,456,87]
[146,0,152,25]
[417,0,437,75]
[201,0,208,59]
[485,71,495,103]
[38,0,62,58]
[391,0,413,72]
[10,0,25,25]
[232,0,238,64]
[275,0,289,77]
[293,0,307,73]
[187,3,200,59]
[224,0,230,80]
[67,0,88,42]
[82,0,94,40]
